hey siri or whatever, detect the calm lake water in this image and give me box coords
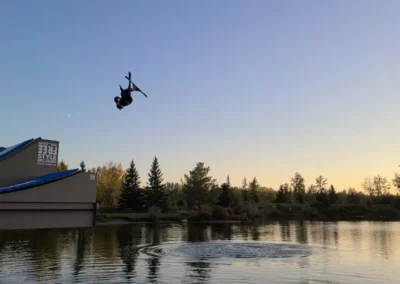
[0,221,399,283]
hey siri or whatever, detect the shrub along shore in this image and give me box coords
[97,202,400,225]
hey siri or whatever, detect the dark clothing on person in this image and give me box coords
[115,84,133,109]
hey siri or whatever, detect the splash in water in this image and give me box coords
[140,241,312,259]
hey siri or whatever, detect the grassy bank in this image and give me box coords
[96,202,400,225]
[262,203,400,221]
[96,211,200,224]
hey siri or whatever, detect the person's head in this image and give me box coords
[116,103,122,110]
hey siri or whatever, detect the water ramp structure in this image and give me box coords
[0,138,97,230]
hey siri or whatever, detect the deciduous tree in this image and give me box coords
[57,159,68,172]
[362,175,391,197]
[96,161,124,207]
[393,166,400,191]
[291,172,306,203]
[79,161,86,172]
[315,175,328,194]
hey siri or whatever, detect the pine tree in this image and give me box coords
[217,182,232,208]
[145,156,168,211]
[274,183,291,203]
[248,177,260,203]
[182,162,216,210]
[242,177,248,190]
[226,175,231,187]
[118,159,145,211]
[241,177,249,205]
[328,184,338,204]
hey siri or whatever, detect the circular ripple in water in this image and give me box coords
[140,241,312,259]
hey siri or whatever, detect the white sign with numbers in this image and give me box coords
[37,142,58,166]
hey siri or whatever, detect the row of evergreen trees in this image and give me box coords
[117,157,168,212]
[115,159,240,212]
[61,157,400,212]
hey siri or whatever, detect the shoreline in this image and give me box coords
[95,216,400,227]
[95,203,400,227]
[94,218,400,227]
[95,216,248,226]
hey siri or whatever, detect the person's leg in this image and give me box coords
[119,85,127,101]
[126,72,132,89]
[122,89,129,102]
[119,94,128,106]
[126,92,133,105]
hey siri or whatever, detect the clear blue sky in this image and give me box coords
[1,0,399,190]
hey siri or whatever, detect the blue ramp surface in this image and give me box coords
[0,138,36,159]
[0,168,80,194]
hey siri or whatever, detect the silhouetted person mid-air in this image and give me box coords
[114,72,148,110]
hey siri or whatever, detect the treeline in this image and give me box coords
[57,158,400,221]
